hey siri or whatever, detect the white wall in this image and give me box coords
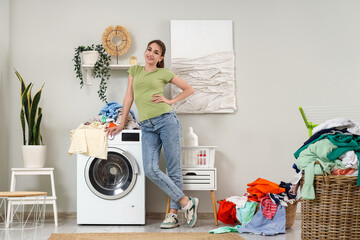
[0,0,10,191]
[6,0,360,213]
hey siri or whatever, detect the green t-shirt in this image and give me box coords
[128,65,176,121]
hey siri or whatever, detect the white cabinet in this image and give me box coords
[166,147,219,225]
[182,168,217,191]
[166,167,218,225]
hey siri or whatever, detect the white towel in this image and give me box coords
[313,118,360,135]
[226,195,248,209]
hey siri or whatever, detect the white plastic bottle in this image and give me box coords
[184,127,198,147]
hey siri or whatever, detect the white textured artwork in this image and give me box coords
[171,51,236,113]
[170,20,237,113]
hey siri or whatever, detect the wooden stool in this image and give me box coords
[10,168,58,226]
[0,191,47,229]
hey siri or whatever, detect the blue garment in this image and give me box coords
[140,110,184,209]
[292,163,300,173]
[237,204,286,236]
[99,102,136,120]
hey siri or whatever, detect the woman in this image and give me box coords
[106,40,197,229]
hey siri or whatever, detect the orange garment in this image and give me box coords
[331,168,356,176]
[247,178,286,202]
[108,122,118,128]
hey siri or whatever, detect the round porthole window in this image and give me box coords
[85,148,138,200]
[102,25,131,56]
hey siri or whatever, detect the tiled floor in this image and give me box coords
[0,216,301,240]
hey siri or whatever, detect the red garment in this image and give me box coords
[260,196,278,219]
[247,178,286,202]
[217,199,237,224]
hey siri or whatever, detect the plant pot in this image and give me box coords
[81,50,99,65]
[22,145,47,168]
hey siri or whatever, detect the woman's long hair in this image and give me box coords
[147,40,166,68]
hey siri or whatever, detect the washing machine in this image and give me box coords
[77,129,145,225]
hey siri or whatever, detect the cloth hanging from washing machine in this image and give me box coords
[68,121,108,159]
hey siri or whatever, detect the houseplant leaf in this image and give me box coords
[28,84,44,145]
[21,83,32,126]
[15,69,26,96]
[20,108,26,145]
[27,84,33,112]
[33,110,42,145]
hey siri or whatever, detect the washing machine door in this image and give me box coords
[85,147,139,200]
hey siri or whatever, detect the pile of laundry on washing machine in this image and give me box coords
[68,102,140,159]
[86,101,140,130]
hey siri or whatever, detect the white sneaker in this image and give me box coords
[183,197,199,228]
[160,213,179,229]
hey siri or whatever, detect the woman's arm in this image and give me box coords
[152,75,194,105]
[105,74,134,136]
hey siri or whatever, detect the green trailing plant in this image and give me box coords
[15,70,45,145]
[73,44,111,103]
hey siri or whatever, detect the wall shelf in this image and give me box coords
[82,64,132,70]
[82,64,132,85]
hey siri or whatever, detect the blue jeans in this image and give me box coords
[140,111,184,210]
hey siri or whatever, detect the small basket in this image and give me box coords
[181,146,217,168]
[285,200,298,229]
[301,175,360,240]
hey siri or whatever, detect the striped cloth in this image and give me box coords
[260,195,278,219]
[68,122,108,159]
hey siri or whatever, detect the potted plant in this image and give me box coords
[15,70,46,168]
[73,44,111,103]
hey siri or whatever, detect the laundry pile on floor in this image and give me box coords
[68,102,139,159]
[210,177,299,236]
[293,118,360,200]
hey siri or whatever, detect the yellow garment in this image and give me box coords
[68,122,108,159]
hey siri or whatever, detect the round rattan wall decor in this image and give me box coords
[102,25,131,56]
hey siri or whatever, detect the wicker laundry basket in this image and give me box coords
[285,200,298,229]
[301,175,360,240]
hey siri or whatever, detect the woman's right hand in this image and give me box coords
[105,125,124,137]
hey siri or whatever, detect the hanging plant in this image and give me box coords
[73,44,111,103]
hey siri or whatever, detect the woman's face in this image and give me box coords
[144,43,163,66]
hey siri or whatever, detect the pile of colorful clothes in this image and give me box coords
[210,118,360,236]
[86,101,139,129]
[68,102,140,159]
[210,178,299,236]
[293,118,360,200]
